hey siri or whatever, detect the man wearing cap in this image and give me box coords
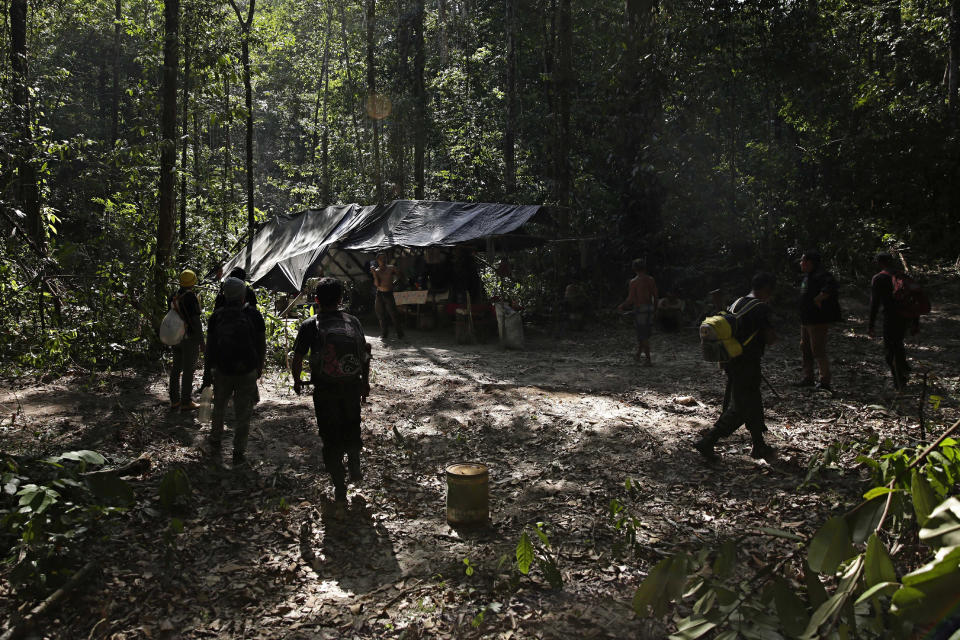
[169,269,205,411]
[204,277,266,465]
[213,266,258,310]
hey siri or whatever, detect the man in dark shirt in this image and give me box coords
[868,253,913,390]
[291,278,371,506]
[169,269,205,411]
[204,277,266,465]
[695,272,778,462]
[797,250,841,391]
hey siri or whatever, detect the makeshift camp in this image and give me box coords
[218,200,543,294]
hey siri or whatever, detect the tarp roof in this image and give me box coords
[219,200,542,293]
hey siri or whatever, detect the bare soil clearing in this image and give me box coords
[2,282,959,639]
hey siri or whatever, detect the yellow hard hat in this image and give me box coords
[179,270,198,287]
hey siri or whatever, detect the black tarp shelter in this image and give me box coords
[219,200,543,293]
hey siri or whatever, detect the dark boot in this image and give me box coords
[750,442,776,461]
[693,434,719,461]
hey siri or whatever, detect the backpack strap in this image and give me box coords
[729,297,762,346]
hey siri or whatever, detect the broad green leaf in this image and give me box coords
[58,450,106,465]
[855,581,900,605]
[669,616,715,640]
[862,486,895,500]
[911,470,937,527]
[804,559,827,609]
[864,534,896,587]
[808,517,855,574]
[712,540,736,579]
[633,555,689,618]
[537,556,563,590]
[893,547,960,624]
[516,531,533,575]
[801,555,864,639]
[772,577,808,637]
[919,497,960,549]
[851,496,887,543]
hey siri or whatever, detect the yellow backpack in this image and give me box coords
[699,298,761,362]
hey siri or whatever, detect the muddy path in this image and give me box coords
[2,281,959,639]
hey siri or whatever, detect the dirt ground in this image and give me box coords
[2,276,959,639]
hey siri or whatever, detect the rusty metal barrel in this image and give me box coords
[445,462,489,526]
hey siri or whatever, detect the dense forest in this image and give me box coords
[3,0,960,361]
[3,0,960,638]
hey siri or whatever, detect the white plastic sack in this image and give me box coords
[159,309,186,346]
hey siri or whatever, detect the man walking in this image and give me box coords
[370,252,404,340]
[204,277,266,465]
[694,272,778,462]
[291,278,372,505]
[169,269,205,412]
[868,253,914,390]
[797,250,841,391]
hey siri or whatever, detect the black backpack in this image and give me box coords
[213,306,258,374]
[310,313,365,383]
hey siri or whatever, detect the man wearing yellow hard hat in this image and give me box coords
[169,269,205,411]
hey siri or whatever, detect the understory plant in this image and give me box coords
[631,419,960,639]
[0,450,133,595]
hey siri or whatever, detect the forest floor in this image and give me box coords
[2,274,960,640]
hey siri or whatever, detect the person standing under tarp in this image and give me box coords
[371,252,405,340]
[618,258,658,365]
[796,250,841,391]
[169,269,205,412]
[868,253,916,390]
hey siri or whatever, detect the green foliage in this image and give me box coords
[158,467,192,511]
[0,451,132,594]
[511,522,562,590]
[629,432,960,638]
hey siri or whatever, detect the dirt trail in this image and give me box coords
[2,285,959,639]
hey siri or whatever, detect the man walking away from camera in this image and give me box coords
[695,272,778,462]
[204,277,266,465]
[290,278,372,505]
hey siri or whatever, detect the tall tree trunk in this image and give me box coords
[438,0,447,65]
[10,0,42,250]
[229,0,256,236]
[503,0,517,198]
[321,3,333,203]
[223,69,233,232]
[413,0,426,199]
[950,0,960,119]
[392,1,410,199]
[179,3,192,244]
[110,0,122,145]
[156,0,179,299]
[366,0,384,203]
[339,2,364,181]
[553,0,572,226]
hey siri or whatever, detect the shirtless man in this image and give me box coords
[617,258,658,365]
[370,252,405,340]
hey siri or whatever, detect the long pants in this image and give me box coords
[375,290,404,338]
[313,382,363,495]
[703,358,766,447]
[209,369,258,456]
[800,323,831,384]
[169,337,201,405]
[883,317,908,389]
